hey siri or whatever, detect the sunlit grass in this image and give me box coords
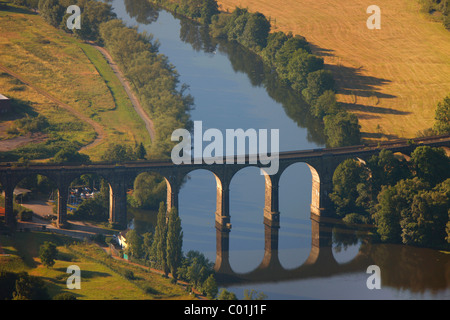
[0,231,195,300]
[0,2,152,161]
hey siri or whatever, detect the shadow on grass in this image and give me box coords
[0,2,37,15]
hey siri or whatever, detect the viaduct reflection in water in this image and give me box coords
[214,214,450,295]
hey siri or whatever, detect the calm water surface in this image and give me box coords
[113,0,449,300]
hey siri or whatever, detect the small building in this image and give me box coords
[117,231,129,250]
[0,94,11,114]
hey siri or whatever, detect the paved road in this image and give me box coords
[20,199,116,240]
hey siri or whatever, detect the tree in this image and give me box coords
[243,289,267,300]
[12,272,49,300]
[400,181,449,248]
[241,12,271,50]
[132,172,166,209]
[310,90,339,118]
[202,274,218,299]
[39,241,58,268]
[367,149,410,195]
[433,94,450,134]
[373,178,429,243]
[125,229,143,258]
[217,288,238,300]
[101,143,136,162]
[201,0,219,24]
[135,142,147,160]
[166,207,183,280]
[410,146,450,186]
[38,0,64,27]
[324,111,361,147]
[330,159,369,217]
[302,69,335,106]
[284,50,324,92]
[152,202,168,276]
[179,250,214,289]
[141,232,154,261]
[53,147,90,164]
[73,0,116,41]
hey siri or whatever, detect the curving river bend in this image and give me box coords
[112,0,449,300]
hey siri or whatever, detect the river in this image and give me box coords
[111,0,449,300]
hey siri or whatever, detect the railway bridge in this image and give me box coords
[1,134,449,274]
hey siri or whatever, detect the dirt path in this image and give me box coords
[0,63,105,152]
[91,44,156,142]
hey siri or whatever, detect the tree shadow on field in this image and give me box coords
[344,103,411,115]
[0,1,37,14]
[310,43,399,114]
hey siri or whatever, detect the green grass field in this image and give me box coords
[0,2,151,161]
[0,231,195,300]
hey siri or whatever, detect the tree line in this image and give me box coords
[419,0,449,30]
[122,202,220,299]
[330,145,450,250]
[147,1,361,147]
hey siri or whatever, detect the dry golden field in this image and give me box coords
[218,0,450,141]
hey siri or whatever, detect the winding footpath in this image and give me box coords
[0,43,156,154]
[91,44,156,142]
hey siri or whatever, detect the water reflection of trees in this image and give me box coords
[124,0,160,25]
[177,19,327,145]
[334,224,450,294]
[124,0,327,146]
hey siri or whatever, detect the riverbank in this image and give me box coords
[216,0,450,141]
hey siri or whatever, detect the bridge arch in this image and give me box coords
[228,166,266,274]
[177,168,220,262]
[276,162,315,270]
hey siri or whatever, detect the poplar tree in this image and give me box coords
[166,207,183,280]
[152,202,168,276]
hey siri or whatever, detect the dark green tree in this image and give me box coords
[201,0,219,24]
[241,12,271,50]
[152,202,168,276]
[101,143,136,162]
[202,274,218,299]
[373,178,429,243]
[302,69,335,106]
[324,111,361,147]
[310,90,339,118]
[38,0,64,27]
[39,241,58,268]
[410,146,450,186]
[166,207,183,280]
[135,142,147,160]
[433,94,450,134]
[367,149,410,195]
[217,288,238,300]
[13,272,50,300]
[125,229,143,258]
[53,147,90,164]
[400,180,449,248]
[330,159,369,217]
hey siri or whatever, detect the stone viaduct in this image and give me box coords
[1,134,449,278]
